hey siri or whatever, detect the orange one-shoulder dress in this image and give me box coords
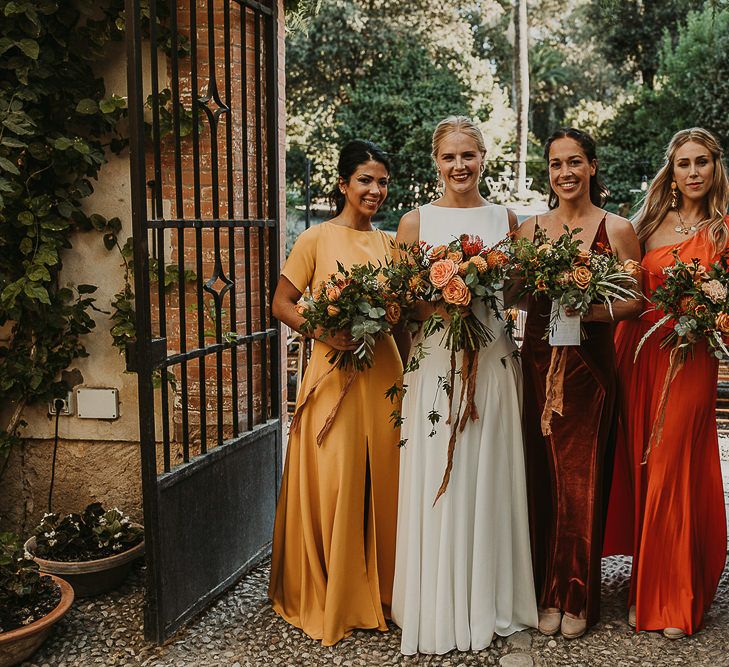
[604,230,727,634]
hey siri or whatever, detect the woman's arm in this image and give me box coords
[272,276,358,351]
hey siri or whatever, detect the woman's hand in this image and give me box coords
[315,326,358,351]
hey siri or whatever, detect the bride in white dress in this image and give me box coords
[391,116,538,655]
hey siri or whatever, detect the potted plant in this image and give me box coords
[0,532,74,667]
[24,503,144,598]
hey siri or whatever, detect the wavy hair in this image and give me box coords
[633,127,729,254]
[543,127,609,210]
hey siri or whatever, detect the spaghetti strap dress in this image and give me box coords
[268,222,402,646]
[603,230,727,633]
[521,214,618,628]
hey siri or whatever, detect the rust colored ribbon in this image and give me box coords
[316,367,358,446]
[435,347,480,504]
[289,364,337,435]
[541,346,568,436]
[642,346,684,464]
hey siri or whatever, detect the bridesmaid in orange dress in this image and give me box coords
[604,127,729,639]
[516,128,642,640]
[269,140,404,645]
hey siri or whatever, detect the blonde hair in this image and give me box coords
[633,127,729,254]
[431,115,486,160]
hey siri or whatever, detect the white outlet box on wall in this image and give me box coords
[75,387,119,420]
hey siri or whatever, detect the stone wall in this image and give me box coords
[0,0,286,536]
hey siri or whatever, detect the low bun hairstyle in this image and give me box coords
[544,128,609,209]
[329,140,391,215]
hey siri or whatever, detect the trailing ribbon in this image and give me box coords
[541,346,567,436]
[435,347,480,504]
[642,345,684,464]
[316,367,358,446]
[289,364,337,435]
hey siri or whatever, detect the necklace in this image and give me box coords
[674,209,699,235]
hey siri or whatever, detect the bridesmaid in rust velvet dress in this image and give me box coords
[515,128,642,640]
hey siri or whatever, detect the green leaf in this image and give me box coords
[76,98,98,115]
[53,137,74,150]
[1,136,26,148]
[19,236,33,254]
[17,39,39,60]
[0,157,19,175]
[103,232,116,250]
[23,281,50,304]
[27,265,51,282]
[56,201,73,217]
[17,211,34,225]
[0,38,13,56]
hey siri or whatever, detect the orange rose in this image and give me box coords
[385,301,401,325]
[428,244,448,261]
[441,275,471,306]
[458,261,470,276]
[623,259,641,276]
[326,304,341,316]
[572,265,593,289]
[294,302,307,315]
[429,259,459,289]
[536,278,547,292]
[715,312,729,333]
[447,250,463,263]
[694,304,709,318]
[325,285,342,301]
[485,250,508,269]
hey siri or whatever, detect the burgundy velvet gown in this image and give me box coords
[522,216,618,628]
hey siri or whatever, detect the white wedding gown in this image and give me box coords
[391,203,538,655]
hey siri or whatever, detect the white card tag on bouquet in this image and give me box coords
[549,300,581,346]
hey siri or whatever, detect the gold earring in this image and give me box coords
[436,171,445,195]
[670,180,678,209]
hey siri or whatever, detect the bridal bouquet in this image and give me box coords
[293,261,396,445]
[511,225,640,340]
[634,250,729,459]
[510,226,640,437]
[386,234,511,502]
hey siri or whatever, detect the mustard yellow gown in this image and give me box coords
[269,222,402,646]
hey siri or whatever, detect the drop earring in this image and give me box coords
[670,180,679,209]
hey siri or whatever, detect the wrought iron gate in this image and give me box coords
[125,0,282,643]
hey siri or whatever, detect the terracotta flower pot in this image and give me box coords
[0,575,74,667]
[24,525,145,598]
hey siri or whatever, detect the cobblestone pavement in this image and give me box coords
[21,555,729,667]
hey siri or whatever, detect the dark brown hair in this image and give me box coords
[544,127,609,209]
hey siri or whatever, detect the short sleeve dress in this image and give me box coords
[269,222,403,646]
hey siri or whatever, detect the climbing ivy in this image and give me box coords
[0,0,190,469]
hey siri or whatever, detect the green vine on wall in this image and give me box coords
[0,0,190,471]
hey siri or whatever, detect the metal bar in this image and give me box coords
[146,218,276,229]
[190,0,207,454]
[156,227,171,473]
[169,0,189,463]
[232,0,274,16]
[160,328,278,367]
[242,8,254,431]
[149,1,164,221]
[266,1,282,496]
[254,13,268,422]
[224,0,239,438]
[124,0,163,644]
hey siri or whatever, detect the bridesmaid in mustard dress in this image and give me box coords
[268,140,403,646]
